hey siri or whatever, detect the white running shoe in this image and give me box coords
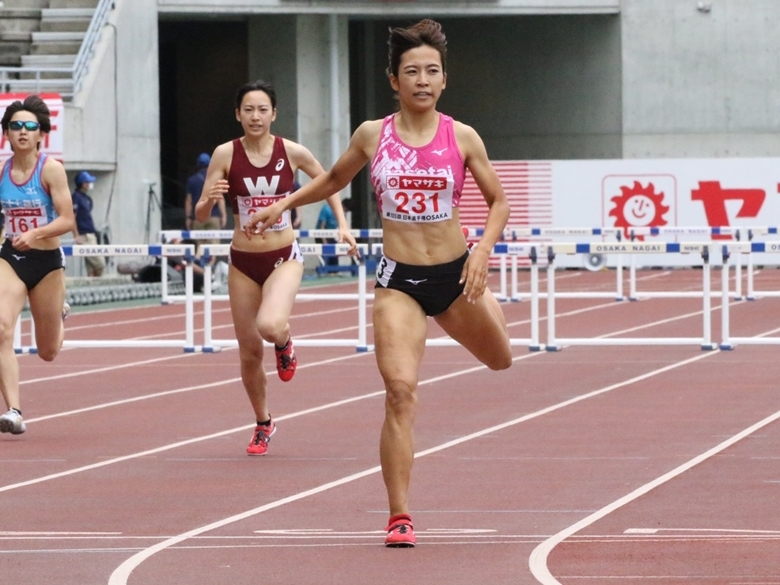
[62,302,71,321]
[0,409,26,435]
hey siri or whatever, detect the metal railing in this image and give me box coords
[0,0,113,99]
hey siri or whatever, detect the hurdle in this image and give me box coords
[485,227,626,301]
[544,241,719,351]
[198,241,542,353]
[720,241,780,348]
[626,226,744,300]
[744,228,780,300]
[370,243,543,351]
[199,243,373,352]
[157,229,383,304]
[13,244,197,354]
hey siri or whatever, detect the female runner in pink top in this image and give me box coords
[244,21,512,545]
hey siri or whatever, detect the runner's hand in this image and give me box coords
[244,201,283,240]
[460,245,489,304]
[337,228,360,258]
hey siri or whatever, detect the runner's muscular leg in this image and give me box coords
[255,259,303,347]
[0,261,28,410]
[27,268,66,361]
[435,290,512,370]
[373,288,428,516]
[228,266,268,422]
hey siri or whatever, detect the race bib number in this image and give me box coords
[3,205,48,238]
[381,174,453,223]
[236,194,290,231]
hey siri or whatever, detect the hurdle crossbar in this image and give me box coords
[370,243,542,350]
[743,229,780,300]
[720,241,780,348]
[626,226,745,300]
[157,229,383,304]
[544,242,718,351]
[13,244,197,354]
[200,243,374,352]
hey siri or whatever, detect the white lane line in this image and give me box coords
[528,405,780,584]
[2,352,537,494]
[20,296,625,420]
[24,348,366,423]
[107,350,716,585]
[625,527,780,535]
[20,321,365,387]
[528,323,780,585]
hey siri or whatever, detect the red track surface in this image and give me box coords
[3,270,780,585]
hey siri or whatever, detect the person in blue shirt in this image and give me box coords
[71,170,104,276]
[316,197,352,266]
[185,152,226,238]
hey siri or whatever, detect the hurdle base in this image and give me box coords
[529,345,544,352]
[701,343,718,351]
[545,345,561,352]
[719,343,735,351]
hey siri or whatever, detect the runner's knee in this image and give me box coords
[385,379,418,417]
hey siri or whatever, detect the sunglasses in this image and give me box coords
[8,120,41,132]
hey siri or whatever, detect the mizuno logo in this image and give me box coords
[12,254,24,261]
[431,148,447,156]
[405,278,427,285]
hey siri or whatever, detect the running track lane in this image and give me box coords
[2,271,780,584]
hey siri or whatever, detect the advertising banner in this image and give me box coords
[460,158,780,267]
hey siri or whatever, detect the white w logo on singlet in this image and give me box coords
[243,176,280,195]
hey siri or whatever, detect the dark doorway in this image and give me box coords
[158,18,249,230]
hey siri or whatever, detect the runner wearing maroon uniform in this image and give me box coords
[195,80,357,455]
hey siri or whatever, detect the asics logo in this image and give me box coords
[431,147,447,156]
[275,158,285,171]
[405,278,427,285]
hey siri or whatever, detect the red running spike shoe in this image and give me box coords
[274,338,297,382]
[385,514,416,548]
[246,419,276,456]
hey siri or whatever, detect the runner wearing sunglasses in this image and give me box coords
[0,94,75,435]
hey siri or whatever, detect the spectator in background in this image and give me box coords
[71,170,105,277]
[185,152,226,239]
[316,197,352,266]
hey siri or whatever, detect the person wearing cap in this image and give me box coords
[185,152,226,239]
[71,170,105,277]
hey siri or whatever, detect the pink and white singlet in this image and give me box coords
[370,113,465,225]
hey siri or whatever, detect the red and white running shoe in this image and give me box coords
[274,338,297,382]
[385,514,416,548]
[246,419,276,456]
